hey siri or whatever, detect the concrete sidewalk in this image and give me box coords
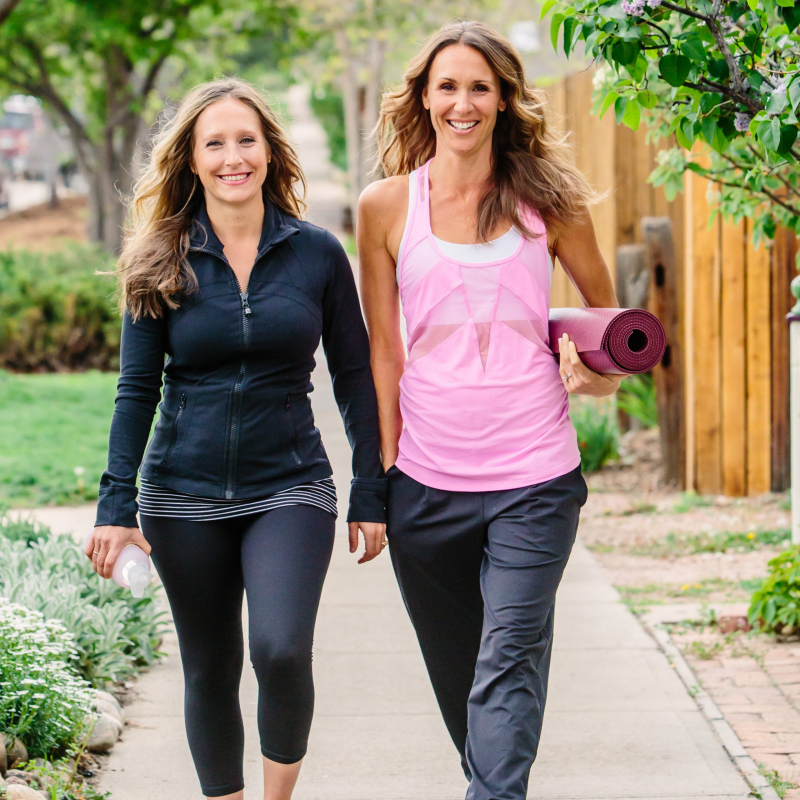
[41,387,754,799]
[38,83,753,799]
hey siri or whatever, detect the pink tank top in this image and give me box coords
[394,160,581,491]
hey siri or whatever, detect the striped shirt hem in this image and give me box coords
[138,477,338,521]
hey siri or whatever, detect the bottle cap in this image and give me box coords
[128,564,152,598]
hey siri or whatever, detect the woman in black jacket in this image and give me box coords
[85,78,387,800]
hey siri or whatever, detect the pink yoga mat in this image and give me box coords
[548,308,666,374]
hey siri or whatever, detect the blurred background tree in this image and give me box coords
[0,0,289,252]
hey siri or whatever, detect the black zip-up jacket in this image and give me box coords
[95,201,386,529]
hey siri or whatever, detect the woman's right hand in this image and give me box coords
[85,526,151,580]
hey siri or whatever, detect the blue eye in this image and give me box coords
[206,140,222,147]
[241,137,256,144]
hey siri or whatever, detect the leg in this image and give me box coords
[387,466,485,771]
[465,466,588,800]
[140,515,246,799]
[239,504,335,800]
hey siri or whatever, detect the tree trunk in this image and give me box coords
[360,34,386,188]
[335,28,363,221]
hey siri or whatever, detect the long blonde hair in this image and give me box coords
[376,20,597,241]
[119,78,306,320]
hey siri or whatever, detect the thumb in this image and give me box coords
[348,522,359,554]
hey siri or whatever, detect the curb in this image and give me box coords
[643,619,780,800]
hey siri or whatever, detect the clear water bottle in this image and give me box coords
[85,534,153,598]
[112,545,153,598]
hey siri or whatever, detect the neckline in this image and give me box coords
[421,160,526,267]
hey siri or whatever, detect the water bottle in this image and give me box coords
[85,534,153,598]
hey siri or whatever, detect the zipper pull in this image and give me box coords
[180,393,187,409]
[241,293,252,316]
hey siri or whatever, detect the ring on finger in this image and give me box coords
[563,372,573,382]
[381,541,388,549]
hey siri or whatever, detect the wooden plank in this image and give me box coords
[720,218,747,496]
[683,169,696,491]
[643,217,683,486]
[746,224,772,495]
[771,227,795,491]
[615,125,638,246]
[690,158,722,494]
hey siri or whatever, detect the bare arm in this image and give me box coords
[550,205,618,309]
[357,179,408,469]
[550,206,624,397]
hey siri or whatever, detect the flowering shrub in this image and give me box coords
[543,0,800,249]
[0,533,168,687]
[571,400,620,472]
[0,600,95,757]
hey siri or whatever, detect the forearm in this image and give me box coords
[372,354,404,468]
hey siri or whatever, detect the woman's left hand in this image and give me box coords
[558,333,624,398]
[349,521,388,564]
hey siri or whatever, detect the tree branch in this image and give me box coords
[0,0,21,26]
[660,1,710,22]
[700,170,800,217]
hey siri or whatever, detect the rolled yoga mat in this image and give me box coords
[548,307,667,374]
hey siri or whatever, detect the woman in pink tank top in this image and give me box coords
[358,21,622,800]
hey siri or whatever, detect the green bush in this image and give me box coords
[748,546,800,636]
[0,506,50,546]
[572,401,619,472]
[309,86,347,172]
[0,599,95,758]
[15,757,110,800]
[0,246,120,372]
[617,373,658,429]
[0,520,168,686]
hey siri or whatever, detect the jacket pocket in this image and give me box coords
[284,393,303,466]
[162,392,188,469]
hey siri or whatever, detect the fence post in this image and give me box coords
[642,217,683,488]
[789,275,800,544]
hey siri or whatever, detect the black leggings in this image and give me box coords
[141,505,335,798]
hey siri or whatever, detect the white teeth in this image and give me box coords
[219,174,248,182]
[448,120,477,130]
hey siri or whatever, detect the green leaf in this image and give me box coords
[790,78,800,111]
[756,119,778,150]
[701,117,718,146]
[540,0,559,20]
[615,95,629,125]
[782,3,800,29]
[747,0,758,9]
[777,0,794,7]
[563,17,576,55]
[599,90,620,119]
[680,36,707,63]
[766,89,788,115]
[628,53,648,83]
[778,125,799,155]
[659,54,692,87]
[612,39,639,67]
[675,122,693,150]
[550,13,566,52]
[622,98,642,130]
[637,90,658,109]
[707,58,730,80]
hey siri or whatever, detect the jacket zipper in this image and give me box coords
[190,237,292,498]
[284,394,303,466]
[164,392,187,468]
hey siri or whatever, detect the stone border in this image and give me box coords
[643,619,781,800]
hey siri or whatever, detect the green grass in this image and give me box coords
[758,763,797,798]
[0,371,118,506]
[672,491,714,513]
[631,528,791,558]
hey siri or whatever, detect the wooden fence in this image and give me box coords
[545,69,793,495]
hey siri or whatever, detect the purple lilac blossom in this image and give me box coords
[734,112,751,132]
[622,0,646,15]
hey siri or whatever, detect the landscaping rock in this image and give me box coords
[2,737,27,769]
[86,712,123,753]
[0,736,6,777]
[5,770,32,783]
[5,775,29,785]
[5,784,47,800]
[94,696,124,726]
[95,690,123,712]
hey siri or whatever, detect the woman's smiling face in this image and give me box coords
[191,97,269,208]
[422,44,506,158]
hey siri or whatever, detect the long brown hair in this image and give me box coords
[376,20,598,241]
[119,78,306,320]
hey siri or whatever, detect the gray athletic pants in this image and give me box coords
[387,464,587,800]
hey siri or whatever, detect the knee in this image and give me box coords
[249,637,310,688]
